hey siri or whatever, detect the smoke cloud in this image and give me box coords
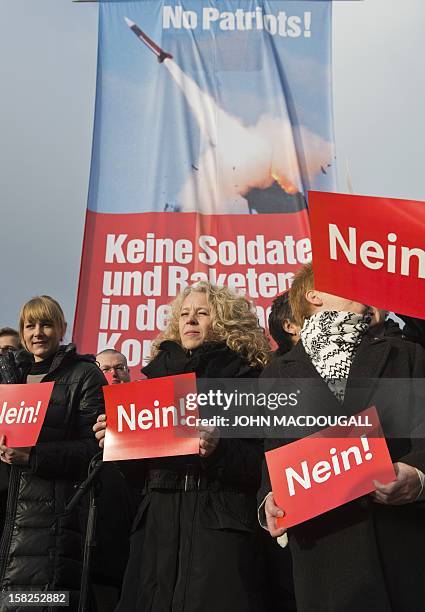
[165,60,334,214]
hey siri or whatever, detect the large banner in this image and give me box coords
[74,0,336,372]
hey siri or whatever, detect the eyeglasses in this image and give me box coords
[0,346,18,355]
[99,365,128,373]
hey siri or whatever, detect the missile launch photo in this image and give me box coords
[120,10,335,215]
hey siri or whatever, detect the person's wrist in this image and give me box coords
[258,491,273,529]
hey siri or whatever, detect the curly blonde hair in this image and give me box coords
[151,282,271,368]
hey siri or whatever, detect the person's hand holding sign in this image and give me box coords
[0,435,31,466]
[93,414,107,449]
[265,493,287,538]
[372,462,423,504]
[198,425,220,458]
[94,413,221,457]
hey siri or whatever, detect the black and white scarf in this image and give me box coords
[301,311,370,402]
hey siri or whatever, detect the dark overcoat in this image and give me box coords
[116,341,265,612]
[261,333,425,612]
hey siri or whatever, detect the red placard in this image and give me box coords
[265,406,395,528]
[0,382,54,447]
[309,191,425,318]
[102,373,199,461]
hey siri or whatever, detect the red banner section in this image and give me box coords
[309,191,425,318]
[73,210,310,375]
[102,373,199,461]
[0,382,54,447]
[265,407,395,528]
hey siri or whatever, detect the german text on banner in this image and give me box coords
[102,372,199,461]
[265,406,395,528]
[74,0,336,372]
[0,382,54,447]
[309,191,425,318]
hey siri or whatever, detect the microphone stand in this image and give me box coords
[63,452,104,612]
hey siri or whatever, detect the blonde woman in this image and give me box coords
[94,282,270,612]
[0,296,105,610]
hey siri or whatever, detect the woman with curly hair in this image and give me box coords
[94,282,270,612]
[149,280,269,373]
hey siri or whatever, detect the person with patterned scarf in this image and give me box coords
[261,263,425,612]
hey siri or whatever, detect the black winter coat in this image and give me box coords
[116,341,264,612]
[0,345,105,611]
[261,334,425,612]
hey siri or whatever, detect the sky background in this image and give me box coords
[1,0,424,339]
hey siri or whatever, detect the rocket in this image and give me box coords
[124,17,173,63]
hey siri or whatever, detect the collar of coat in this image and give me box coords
[273,334,392,418]
[142,340,258,379]
[13,343,96,381]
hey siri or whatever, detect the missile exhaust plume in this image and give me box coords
[165,62,333,213]
[125,17,334,214]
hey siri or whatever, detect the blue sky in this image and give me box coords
[1,0,424,334]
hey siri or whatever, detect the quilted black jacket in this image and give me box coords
[0,345,105,611]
